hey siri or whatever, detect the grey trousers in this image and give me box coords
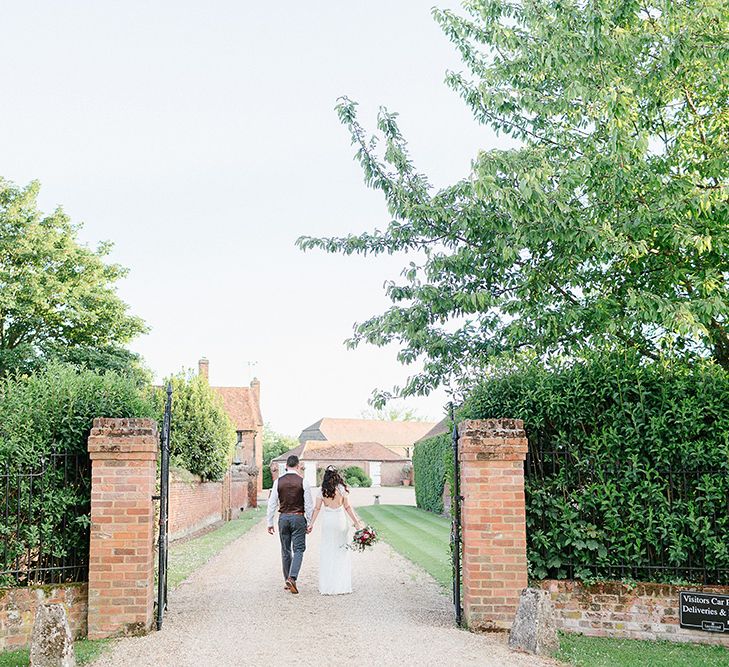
[279,514,307,580]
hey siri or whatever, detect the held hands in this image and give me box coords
[267,526,275,535]
[306,523,313,534]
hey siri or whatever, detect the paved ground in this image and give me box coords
[92,496,555,667]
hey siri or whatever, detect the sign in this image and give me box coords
[679,591,729,633]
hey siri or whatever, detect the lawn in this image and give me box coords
[357,504,452,588]
[357,504,729,667]
[0,639,110,667]
[0,507,265,667]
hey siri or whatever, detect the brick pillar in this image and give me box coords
[458,419,528,631]
[87,418,158,639]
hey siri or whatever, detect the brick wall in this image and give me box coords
[230,470,249,517]
[539,580,729,647]
[380,461,407,486]
[168,466,253,542]
[0,584,88,651]
[458,419,529,632]
[168,468,224,541]
[87,418,157,640]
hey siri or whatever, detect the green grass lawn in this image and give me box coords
[358,504,452,588]
[357,504,729,667]
[0,507,265,667]
[558,634,729,666]
[0,639,110,667]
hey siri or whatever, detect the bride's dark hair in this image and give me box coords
[321,466,348,499]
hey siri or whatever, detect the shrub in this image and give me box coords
[0,362,154,462]
[153,373,236,481]
[0,363,154,585]
[262,425,297,490]
[342,465,371,488]
[459,352,729,584]
[413,433,450,514]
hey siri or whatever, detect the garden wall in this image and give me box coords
[168,466,254,542]
[539,580,729,647]
[0,583,88,652]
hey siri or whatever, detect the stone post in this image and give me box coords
[458,419,529,631]
[87,418,158,639]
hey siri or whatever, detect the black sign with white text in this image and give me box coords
[679,591,729,633]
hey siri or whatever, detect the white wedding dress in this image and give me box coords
[318,489,352,595]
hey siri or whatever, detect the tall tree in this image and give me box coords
[360,404,427,421]
[298,0,729,403]
[0,179,147,376]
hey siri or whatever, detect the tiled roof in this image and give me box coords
[212,386,262,432]
[414,418,450,443]
[273,442,306,462]
[272,440,407,463]
[298,418,437,447]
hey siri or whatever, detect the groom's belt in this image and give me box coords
[280,511,305,515]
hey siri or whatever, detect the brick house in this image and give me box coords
[271,440,408,488]
[298,417,437,459]
[198,358,264,492]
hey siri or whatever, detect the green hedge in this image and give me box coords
[0,362,153,462]
[459,353,729,583]
[413,433,450,514]
[0,363,154,586]
[154,374,236,481]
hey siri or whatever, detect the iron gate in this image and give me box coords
[155,383,172,630]
[450,404,463,626]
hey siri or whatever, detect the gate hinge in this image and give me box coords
[151,494,161,501]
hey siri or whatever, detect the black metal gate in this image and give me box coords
[155,383,172,630]
[450,404,463,626]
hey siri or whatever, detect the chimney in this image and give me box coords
[250,377,260,402]
[198,357,209,381]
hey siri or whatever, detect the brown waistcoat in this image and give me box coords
[277,473,305,515]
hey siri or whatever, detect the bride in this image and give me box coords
[308,466,362,595]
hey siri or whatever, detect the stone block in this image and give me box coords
[508,588,558,656]
[30,604,75,667]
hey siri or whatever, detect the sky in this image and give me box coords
[1,1,499,436]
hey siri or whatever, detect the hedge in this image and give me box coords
[412,433,450,514]
[458,352,729,584]
[0,363,155,586]
[0,362,153,462]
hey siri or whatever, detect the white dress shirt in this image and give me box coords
[266,469,314,527]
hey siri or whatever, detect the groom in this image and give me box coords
[266,455,313,594]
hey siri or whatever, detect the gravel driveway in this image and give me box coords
[91,516,555,667]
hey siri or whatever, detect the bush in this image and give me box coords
[262,425,297,489]
[154,373,236,481]
[0,363,154,585]
[413,433,450,514]
[0,362,154,462]
[459,352,729,584]
[342,465,372,488]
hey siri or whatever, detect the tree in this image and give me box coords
[154,373,236,481]
[298,1,729,404]
[262,425,298,489]
[360,403,427,421]
[0,179,147,376]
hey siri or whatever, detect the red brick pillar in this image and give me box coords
[459,419,528,631]
[87,418,158,639]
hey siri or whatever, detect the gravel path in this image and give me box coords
[91,518,556,667]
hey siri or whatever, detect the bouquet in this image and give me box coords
[349,525,378,552]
